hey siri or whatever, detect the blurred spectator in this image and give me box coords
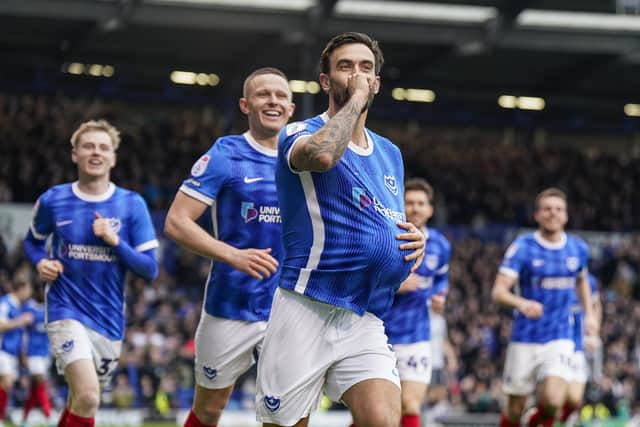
[2,91,640,417]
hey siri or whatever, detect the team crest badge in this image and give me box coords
[62,340,74,353]
[566,257,580,272]
[191,154,210,177]
[202,366,217,380]
[384,175,398,195]
[108,217,122,233]
[425,254,439,270]
[264,395,281,413]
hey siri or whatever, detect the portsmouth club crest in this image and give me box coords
[202,366,217,381]
[108,217,122,233]
[566,257,580,272]
[62,340,74,353]
[425,254,439,270]
[264,395,281,413]
[384,175,398,195]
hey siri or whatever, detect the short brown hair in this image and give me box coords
[405,178,434,204]
[535,187,567,210]
[320,32,384,76]
[242,67,289,98]
[11,274,32,292]
[70,119,121,150]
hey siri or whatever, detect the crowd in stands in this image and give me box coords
[1,92,639,230]
[1,92,639,418]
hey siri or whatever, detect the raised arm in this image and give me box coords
[289,74,370,172]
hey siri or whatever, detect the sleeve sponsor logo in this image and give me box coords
[505,243,518,259]
[285,122,307,136]
[190,154,210,177]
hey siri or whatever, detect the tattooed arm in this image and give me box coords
[290,74,370,172]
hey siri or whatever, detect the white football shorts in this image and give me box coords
[47,319,122,386]
[502,339,574,395]
[194,312,267,389]
[392,341,432,385]
[27,356,52,376]
[0,351,19,378]
[256,288,400,426]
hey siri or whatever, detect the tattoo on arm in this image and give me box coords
[293,97,363,172]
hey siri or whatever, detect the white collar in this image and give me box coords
[534,231,567,250]
[244,131,277,157]
[72,181,116,202]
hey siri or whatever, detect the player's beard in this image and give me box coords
[329,77,375,114]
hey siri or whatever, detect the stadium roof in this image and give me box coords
[1,0,639,122]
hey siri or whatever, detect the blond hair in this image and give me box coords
[70,119,121,150]
[535,187,567,211]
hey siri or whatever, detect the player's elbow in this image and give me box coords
[490,285,502,303]
[146,262,159,282]
[163,211,181,242]
[312,152,335,172]
[292,151,335,172]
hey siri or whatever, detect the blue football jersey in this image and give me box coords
[500,231,589,344]
[383,227,451,344]
[0,294,24,356]
[29,182,159,340]
[570,273,599,352]
[23,299,49,357]
[179,132,283,322]
[277,113,412,317]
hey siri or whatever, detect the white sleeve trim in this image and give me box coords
[179,185,214,206]
[30,223,49,240]
[499,267,519,278]
[436,264,449,275]
[135,239,159,252]
[286,135,311,174]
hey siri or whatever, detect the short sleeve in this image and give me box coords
[499,238,527,278]
[280,121,313,173]
[579,239,590,274]
[0,300,9,322]
[179,141,232,206]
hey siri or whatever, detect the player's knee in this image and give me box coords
[73,389,100,414]
[506,396,527,418]
[0,376,13,389]
[358,403,401,427]
[194,400,225,425]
